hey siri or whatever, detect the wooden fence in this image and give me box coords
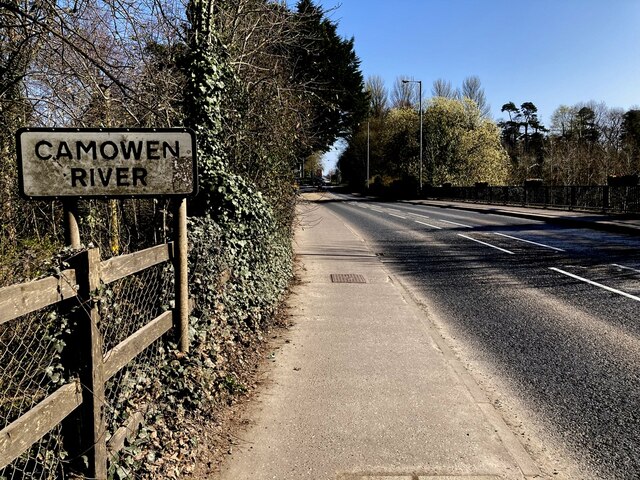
[0,242,190,479]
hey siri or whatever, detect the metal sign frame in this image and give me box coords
[16,127,197,199]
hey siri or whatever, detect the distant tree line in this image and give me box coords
[499,101,640,185]
[339,75,508,191]
[339,74,640,191]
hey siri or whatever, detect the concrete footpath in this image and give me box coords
[218,196,542,480]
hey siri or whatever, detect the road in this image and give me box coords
[323,193,640,479]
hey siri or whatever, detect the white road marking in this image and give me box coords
[458,234,515,254]
[611,264,640,274]
[408,213,431,219]
[550,267,640,302]
[441,219,473,228]
[414,220,443,230]
[388,213,407,219]
[493,232,565,252]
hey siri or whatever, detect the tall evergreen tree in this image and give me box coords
[499,102,521,150]
[292,0,368,155]
[622,109,640,163]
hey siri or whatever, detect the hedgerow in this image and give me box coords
[108,162,293,478]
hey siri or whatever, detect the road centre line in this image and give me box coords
[388,213,407,219]
[611,263,640,274]
[415,220,443,230]
[458,234,515,254]
[441,219,473,228]
[493,232,565,252]
[549,267,640,302]
[408,212,430,219]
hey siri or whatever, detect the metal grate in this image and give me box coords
[330,274,366,284]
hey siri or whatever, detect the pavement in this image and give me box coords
[218,193,544,480]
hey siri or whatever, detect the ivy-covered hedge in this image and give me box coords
[111,166,293,478]
[108,4,299,474]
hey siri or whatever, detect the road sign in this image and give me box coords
[16,128,197,198]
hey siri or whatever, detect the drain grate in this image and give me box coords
[330,273,366,284]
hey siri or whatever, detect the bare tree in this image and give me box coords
[546,101,634,184]
[214,0,315,188]
[461,75,490,118]
[0,0,190,256]
[0,0,51,244]
[24,0,187,128]
[391,76,417,108]
[366,75,387,117]
[431,78,457,99]
[602,107,625,154]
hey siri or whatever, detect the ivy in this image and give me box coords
[111,157,293,477]
[108,2,295,476]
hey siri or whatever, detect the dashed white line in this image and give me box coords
[493,232,565,252]
[611,264,640,274]
[408,213,431,219]
[388,213,407,219]
[550,267,640,302]
[458,234,515,254]
[441,219,472,228]
[414,220,443,230]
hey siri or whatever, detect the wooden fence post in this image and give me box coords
[174,199,189,353]
[64,248,107,479]
[63,199,81,249]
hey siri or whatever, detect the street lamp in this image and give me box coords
[366,120,370,190]
[402,79,423,194]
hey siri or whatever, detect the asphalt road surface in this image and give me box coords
[323,193,639,479]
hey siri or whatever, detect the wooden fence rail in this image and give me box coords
[0,242,189,479]
[0,268,78,325]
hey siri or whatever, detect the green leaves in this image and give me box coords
[290,0,368,155]
[425,97,509,186]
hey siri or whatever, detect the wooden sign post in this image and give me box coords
[15,127,197,478]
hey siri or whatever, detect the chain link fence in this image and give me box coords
[101,262,174,454]
[0,198,171,291]
[0,244,176,478]
[0,307,69,479]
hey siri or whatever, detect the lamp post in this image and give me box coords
[402,79,423,194]
[366,120,370,190]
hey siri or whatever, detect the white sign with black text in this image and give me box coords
[17,128,197,198]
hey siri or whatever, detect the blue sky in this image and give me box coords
[316,0,640,172]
